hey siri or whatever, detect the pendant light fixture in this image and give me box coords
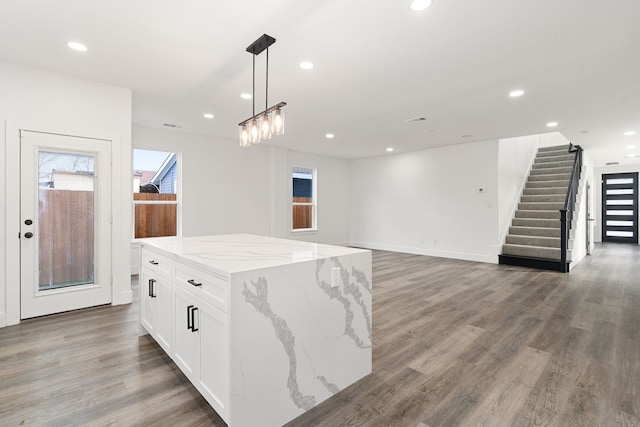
[239,34,286,147]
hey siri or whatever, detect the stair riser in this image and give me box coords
[528,173,572,182]
[509,226,561,237]
[525,180,569,189]
[529,167,574,176]
[534,154,575,163]
[511,218,576,228]
[521,195,566,203]
[538,145,571,152]
[532,160,575,169]
[516,210,561,219]
[523,187,567,196]
[502,244,571,261]
[518,202,565,211]
[505,235,573,249]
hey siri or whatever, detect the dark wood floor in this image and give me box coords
[1,243,639,426]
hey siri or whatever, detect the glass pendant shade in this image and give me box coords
[260,114,272,140]
[273,109,285,135]
[250,118,261,143]
[239,124,250,147]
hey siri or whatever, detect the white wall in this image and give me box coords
[497,134,539,246]
[570,151,595,267]
[350,140,500,263]
[285,150,351,245]
[0,60,132,327]
[594,163,640,244]
[131,128,352,272]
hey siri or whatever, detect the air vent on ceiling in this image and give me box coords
[460,134,473,138]
[606,162,619,166]
[163,123,182,128]
[404,116,428,123]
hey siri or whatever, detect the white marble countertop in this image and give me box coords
[138,234,368,274]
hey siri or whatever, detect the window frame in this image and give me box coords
[132,148,181,241]
[291,167,317,233]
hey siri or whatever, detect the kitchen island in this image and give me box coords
[138,234,372,426]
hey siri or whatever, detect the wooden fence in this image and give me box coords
[134,193,177,238]
[293,197,313,229]
[39,189,94,288]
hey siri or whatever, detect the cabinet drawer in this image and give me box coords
[174,262,228,312]
[141,248,172,278]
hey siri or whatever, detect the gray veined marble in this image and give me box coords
[315,258,372,349]
[242,277,316,410]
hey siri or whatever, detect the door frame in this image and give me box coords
[3,121,131,326]
[601,172,639,244]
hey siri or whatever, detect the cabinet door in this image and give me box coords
[198,300,229,419]
[154,275,172,353]
[173,285,198,379]
[140,267,156,335]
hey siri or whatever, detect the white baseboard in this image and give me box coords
[0,313,6,328]
[350,241,498,264]
[113,289,133,305]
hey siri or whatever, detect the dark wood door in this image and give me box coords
[602,172,639,243]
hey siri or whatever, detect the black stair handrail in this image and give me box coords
[559,143,583,272]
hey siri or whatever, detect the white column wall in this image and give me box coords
[0,60,132,327]
[350,140,500,263]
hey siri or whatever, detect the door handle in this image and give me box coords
[24,232,34,239]
[148,260,159,265]
[187,305,194,331]
[149,279,156,298]
[187,279,202,287]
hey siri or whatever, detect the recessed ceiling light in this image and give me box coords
[240,93,252,100]
[325,133,335,139]
[625,154,638,158]
[410,0,433,12]
[627,145,636,149]
[67,41,88,52]
[624,131,636,136]
[299,61,314,70]
[509,89,524,98]
[203,113,214,119]
[386,147,394,152]
[546,122,558,128]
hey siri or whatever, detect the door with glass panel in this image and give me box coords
[601,172,639,244]
[20,130,112,319]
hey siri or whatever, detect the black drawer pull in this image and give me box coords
[148,260,159,265]
[187,279,202,287]
[149,279,156,298]
[187,305,194,331]
[191,307,199,332]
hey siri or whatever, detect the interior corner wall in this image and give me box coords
[570,151,595,267]
[0,60,132,327]
[350,140,500,263]
[497,134,540,246]
[594,163,640,244]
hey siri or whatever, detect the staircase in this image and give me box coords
[499,144,579,272]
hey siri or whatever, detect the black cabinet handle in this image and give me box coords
[187,305,194,331]
[191,307,199,332]
[148,260,159,265]
[187,279,202,287]
[149,279,156,298]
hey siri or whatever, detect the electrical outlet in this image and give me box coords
[331,267,341,288]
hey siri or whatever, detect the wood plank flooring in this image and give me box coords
[1,243,639,426]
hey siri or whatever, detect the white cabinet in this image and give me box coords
[172,281,229,420]
[140,263,172,354]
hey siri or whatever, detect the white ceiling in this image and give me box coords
[1,0,639,165]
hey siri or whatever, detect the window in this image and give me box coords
[133,149,178,239]
[292,167,316,231]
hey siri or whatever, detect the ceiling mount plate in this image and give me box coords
[246,34,276,56]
